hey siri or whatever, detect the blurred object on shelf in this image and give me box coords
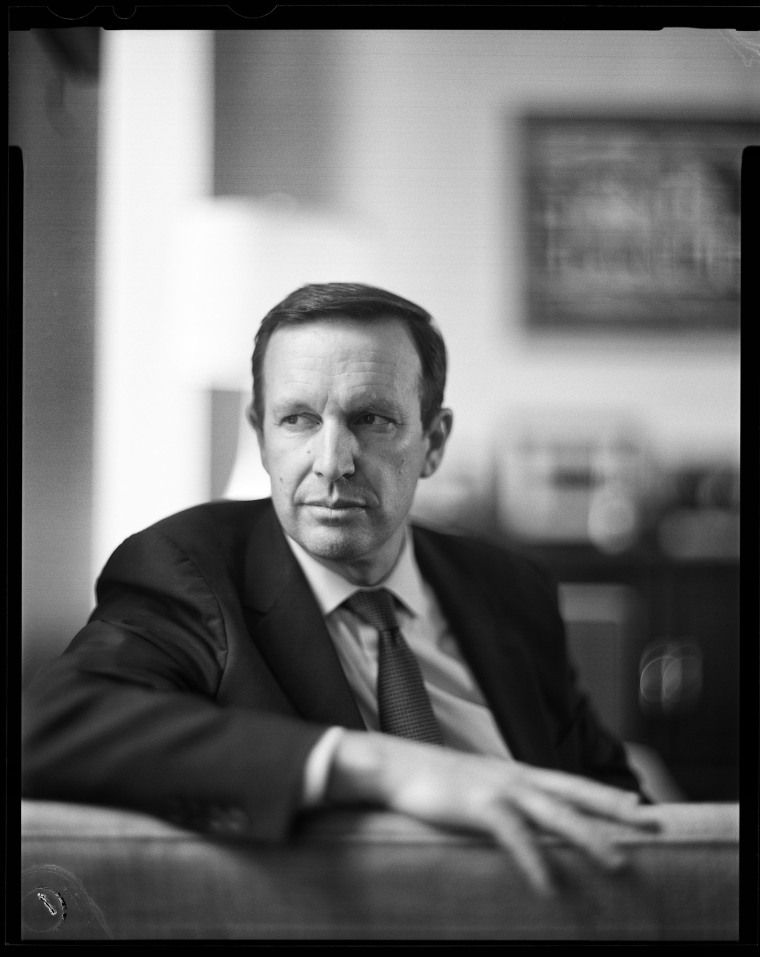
[654,463,739,559]
[638,640,704,717]
[496,409,739,559]
[657,508,739,559]
[496,410,654,552]
[411,450,500,539]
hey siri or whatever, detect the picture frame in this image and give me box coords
[521,115,756,331]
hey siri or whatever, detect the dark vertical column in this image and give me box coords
[10,29,100,683]
[213,30,340,203]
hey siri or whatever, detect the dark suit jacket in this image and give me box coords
[22,498,642,839]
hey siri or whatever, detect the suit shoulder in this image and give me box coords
[103,499,273,582]
[135,499,271,547]
[412,523,558,597]
[95,500,277,616]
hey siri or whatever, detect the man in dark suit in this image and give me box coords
[22,283,653,895]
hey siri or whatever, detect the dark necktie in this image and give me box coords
[344,588,444,745]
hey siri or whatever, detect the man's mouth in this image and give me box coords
[304,500,366,510]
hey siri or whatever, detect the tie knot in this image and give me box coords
[344,588,399,633]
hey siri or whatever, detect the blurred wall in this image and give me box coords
[11,30,100,683]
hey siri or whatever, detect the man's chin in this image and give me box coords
[297,524,372,564]
[284,511,406,583]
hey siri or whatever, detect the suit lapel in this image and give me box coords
[241,505,365,730]
[413,527,560,769]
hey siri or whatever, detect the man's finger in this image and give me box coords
[513,790,629,871]
[485,808,557,897]
[526,768,659,829]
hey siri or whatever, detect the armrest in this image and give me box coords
[20,799,739,941]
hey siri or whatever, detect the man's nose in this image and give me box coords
[311,422,357,481]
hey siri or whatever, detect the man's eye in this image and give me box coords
[281,414,314,428]
[355,413,393,428]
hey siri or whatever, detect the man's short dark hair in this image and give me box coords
[251,282,447,431]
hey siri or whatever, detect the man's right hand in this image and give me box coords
[325,731,659,896]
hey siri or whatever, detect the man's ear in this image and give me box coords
[420,408,453,479]
[246,402,269,472]
[245,402,260,436]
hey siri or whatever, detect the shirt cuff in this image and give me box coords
[301,726,346,807]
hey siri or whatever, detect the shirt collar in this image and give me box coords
[285,527,426,619]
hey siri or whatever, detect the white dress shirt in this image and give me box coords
[286,528,512,803]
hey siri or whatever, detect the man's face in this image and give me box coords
[252,317,452,584]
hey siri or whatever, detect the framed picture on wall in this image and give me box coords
[521,115,756,331]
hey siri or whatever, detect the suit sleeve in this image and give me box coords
[21,526,329,840]
[555,675,647,796]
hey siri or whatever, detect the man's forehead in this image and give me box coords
[266,316,419,363]
[262,317,423,405]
